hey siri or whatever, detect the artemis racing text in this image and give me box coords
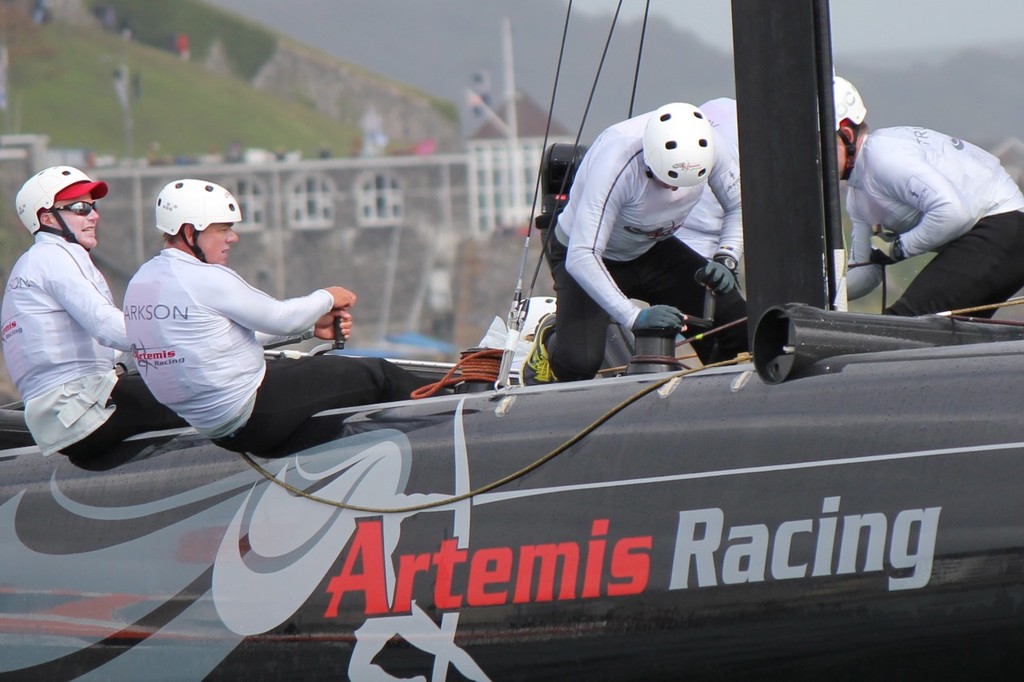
[323,498,941,619]
[669,496,941,592]
[324,518,651,617]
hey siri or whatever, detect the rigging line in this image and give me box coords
[494,0,576,387]
[507,0,574,300]
[627,0,651,118]
[237,353,752,515]
[525,0,629,297]
[937,295,1024,317]
[497,1,628,385]
[528,0,630,288]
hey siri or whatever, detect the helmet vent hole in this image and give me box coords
[60,170,71,176]
[668,170,678,179]
[698,169,707,177]
[693,111,704,119]
[699,139,708,148]
[665,141,677,150]
[229,203,236,211]
[174,182,184,189]
[204,185,214,192]
[659,113,671,122]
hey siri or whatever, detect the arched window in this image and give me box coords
[355,171,402,227]
[287,173,335,230]
[227,176,267,232]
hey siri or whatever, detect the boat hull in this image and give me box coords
[2,343,1024,680]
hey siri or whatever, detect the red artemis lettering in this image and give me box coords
[582,518,610,598]
[607,536,652,596]
[392,552,432,614]
[323,519,390,617]
[467,547,513,606]
[513,543,579,603]
[432,539,468,609]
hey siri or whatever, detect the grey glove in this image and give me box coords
[632,305,686,332]
[695,258,738,295]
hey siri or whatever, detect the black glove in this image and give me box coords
[695,259,738,295]
[868,236,906,266]
[868,248,895,266]
[632,305,686,332]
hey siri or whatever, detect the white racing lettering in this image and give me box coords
[668,496,940,592]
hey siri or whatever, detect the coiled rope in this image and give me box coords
[410,348,503,399]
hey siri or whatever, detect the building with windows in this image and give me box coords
[466,92,571,236]
[44,153,471,350]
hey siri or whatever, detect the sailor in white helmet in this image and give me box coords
[524,102,747,384]
[0,166,184,457]
[123,179,432,455]
[676,97,743,265]
[837,76,1024,316]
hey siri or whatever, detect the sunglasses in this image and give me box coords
[54,201,98,217]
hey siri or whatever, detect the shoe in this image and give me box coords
[522,313,558,385]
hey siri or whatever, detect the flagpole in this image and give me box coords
[502,17,523,229]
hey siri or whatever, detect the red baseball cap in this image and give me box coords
[55,180,109,201]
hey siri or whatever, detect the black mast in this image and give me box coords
[731,0,844,349]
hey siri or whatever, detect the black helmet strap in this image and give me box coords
[39,209,82,249]
[181,224,208,263]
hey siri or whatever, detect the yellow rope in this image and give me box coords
[238,352,752,514]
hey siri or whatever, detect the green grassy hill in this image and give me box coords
[4,5,360,159]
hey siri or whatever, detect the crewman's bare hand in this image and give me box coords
[313,310,352,341]
[325,286,357,311]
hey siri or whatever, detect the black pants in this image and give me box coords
[61,373,186,458]
[544,233,748,382]
[214,355,432,455]
[887,211,1024,317]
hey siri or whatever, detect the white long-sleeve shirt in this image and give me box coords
[123,248,333,435]
[2,233,127,399]
[676,98,743,259]
[846,127,1024,300]
[1,233,127,455]
[555,109,742,327]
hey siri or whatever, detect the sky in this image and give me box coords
[576,0,1024,56]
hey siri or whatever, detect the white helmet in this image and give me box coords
[155,179,241,235]
[16,166,109,233]
[834,76,867,130]
[643,103,715,188]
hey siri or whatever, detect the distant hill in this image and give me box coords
[3,0,459,159]
[205,0,1024,147]
[3,8,352,159]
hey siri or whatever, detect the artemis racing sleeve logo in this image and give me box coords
[623,220,683,240]
[131,343,184,369]
[1,319,21,344]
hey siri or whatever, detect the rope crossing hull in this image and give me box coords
[2,330,1024,679]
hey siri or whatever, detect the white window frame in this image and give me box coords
[226,176,267,232]
[355,171,403,228]
[287,173,335,230]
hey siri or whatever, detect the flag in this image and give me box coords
[465,88,491,119]
[412,139,436,156]
[0,44,8,112]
